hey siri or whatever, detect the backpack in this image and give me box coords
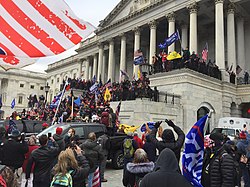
[123,139,135,159]
[50,170,73,187]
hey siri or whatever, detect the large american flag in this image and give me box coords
[0,0,95,70]
[202,42,208,62]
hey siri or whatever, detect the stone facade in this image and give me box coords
[0,69,46,118]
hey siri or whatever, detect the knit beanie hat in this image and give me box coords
[162,129,175,143]
[56,127,63,135]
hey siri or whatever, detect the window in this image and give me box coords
[74,127,84,138]
[18,96,23,104]
[51,79,54,84]
[40,86,44,90]
[57,78,60,83]
[30,85,34,89]
[73,73,76,79]
[20,84,24,88]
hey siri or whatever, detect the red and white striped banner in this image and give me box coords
[92,167,100,187]
[0,0,95,70]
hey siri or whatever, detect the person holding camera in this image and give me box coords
[25,134,59,187]
[2,129,28,172]
[148,119,185,163]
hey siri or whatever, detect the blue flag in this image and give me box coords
[8,120,17,134]
[159,30,180,49]
[140,122,156,132]
[11,98,15,109]
[134,50,144,65]
[74,97,81,107]
[50,92,63,109]
[182,115,208,187]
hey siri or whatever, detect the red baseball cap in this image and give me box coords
[56,127,63,135]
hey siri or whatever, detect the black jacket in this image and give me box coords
[140,148,192,187]
[80,139,104,173]
[209,146,234,187]
[26,141,59,184]
[53,134,65,152]
[122,162,154,187]
[148,124,185,162]
[2,138,28,169]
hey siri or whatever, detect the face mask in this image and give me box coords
[68,133,71,137]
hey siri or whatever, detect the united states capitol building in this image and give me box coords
[2,0,250,132]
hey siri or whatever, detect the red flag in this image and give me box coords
[202,43,208,62]
[0,0,95,70]
[65,84,71,91]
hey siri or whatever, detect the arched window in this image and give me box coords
[197,106,210,134]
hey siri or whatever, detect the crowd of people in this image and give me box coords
[152,49,221,80]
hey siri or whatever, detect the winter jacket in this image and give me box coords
[53,134,65,152]
[26,141,59,184]
[2,138,28,169]
[143,136,156,162]
[148,124,185,162]
[22,145,39,173]
[209,147,234,187]
[122,162,154,187]
[80,139,104,173]
[133,136,143,148]
[140,148,192,187]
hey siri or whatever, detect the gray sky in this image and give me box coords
[23,0,120,73]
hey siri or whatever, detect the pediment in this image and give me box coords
[99,0,154,28]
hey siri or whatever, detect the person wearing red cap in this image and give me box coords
[42,123,49,131]
[52,127,65,152]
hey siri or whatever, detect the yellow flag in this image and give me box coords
[104,87,111,102]
[137,69,141,80]
[167,51,182,60]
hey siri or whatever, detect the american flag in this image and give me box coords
[182,115,208,187]
[92,167,100,187]
[202,43,208,62]
[115,101,121,127]
[0,0,95,70]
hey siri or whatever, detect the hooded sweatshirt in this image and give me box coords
[140,148,192,187]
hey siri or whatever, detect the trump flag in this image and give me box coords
[182,114,208,187]
[0,0,95,70]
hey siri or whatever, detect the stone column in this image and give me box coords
[89,58,93,80]
[133,27,141,78]
[215,0,225,71]
[237,17,246,72]
[227,3,236,73]
[78,59,83,79]
[181,23,188,53]
[97,44,104,81]
[92,54,98,79]
[120,33,126,82]
[84,58,90,80]
[149,20,157,64]
[167,12,175,53]
[108,39,115,82]
[102,52,107,82]
[188,2,198,54]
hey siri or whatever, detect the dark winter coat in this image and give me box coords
[80,139,104,173]
[148,124,185,162]
[2,138,28,169]
[122,162,154,187]
[209,147,234,187]
[26,141,59,184]
[143,136,156,162]
[140,148,192,187]
[53,134,65,152]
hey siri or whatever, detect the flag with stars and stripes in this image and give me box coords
[182,114,208,187]
[0,0,95,70]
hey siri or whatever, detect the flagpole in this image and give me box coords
[51,81,67,125]
[71,90,74,118]
[203,109,214,135]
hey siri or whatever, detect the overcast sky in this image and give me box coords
[23,0,120,73]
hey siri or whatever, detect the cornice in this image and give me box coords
[96,0,174,35]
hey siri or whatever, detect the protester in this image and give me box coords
[143,135,157,162]
[2,129,28,171]
[21,135,39,187]
[122,148,154,187]
[0,164,18,187]
[51,147,90,187]
[202,132,234,187]
[123,132,139,175]
[25,135,59,187]
[148,120,185,162]
[80,132,104,187]
[133,132,143,148]
[97,133,110,183]
[140,148,192,187]
[64,128,80,147]
[53,127,65,152]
